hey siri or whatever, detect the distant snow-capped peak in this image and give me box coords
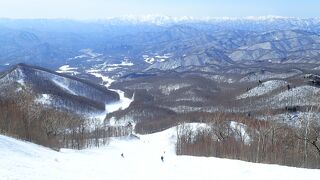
[104,15,196,25]
[101,15,318,25]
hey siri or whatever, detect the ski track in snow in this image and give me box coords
[1,124,320,180]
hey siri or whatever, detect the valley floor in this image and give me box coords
[1,126,320,180]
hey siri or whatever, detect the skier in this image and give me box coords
[121,153,124,158]
[161,156,164,162]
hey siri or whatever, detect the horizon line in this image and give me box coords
[0,15,319,21]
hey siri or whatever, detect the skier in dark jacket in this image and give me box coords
[161,156,164,162]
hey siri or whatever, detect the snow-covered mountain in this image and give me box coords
[0,63,119,113]
[1,17,320,70]
[100,15,320,27]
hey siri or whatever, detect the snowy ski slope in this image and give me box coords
[1,124,320,180]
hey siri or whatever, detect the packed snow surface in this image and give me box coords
[1,124,320,180]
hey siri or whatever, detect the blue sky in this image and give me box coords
[0,0,319,19]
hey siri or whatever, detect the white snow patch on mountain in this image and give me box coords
[276,86,320,101]
[80,49,103,58]
[155,55,171,59]
[72,54,88,59]
[105,89,133,113]
[87,62,122,73]
[35,94,52,105]
[58,65,77,72]
[238,80,287,99]
[68,49,103,62]
[90,72,115,87]
[107,67,121,71]
[203,74,234,83]
[270,86,320,108]
[109,61,134,67]
[5,68,26,87]
[89,72,133,122]
[17,79,25,87]
[143,54,171,64]
[176,97,206,102]
[104,15,301,25]
[71,49,99,59]
[86,60,133,74]
[144,57,156,64]
[1,125,320,180]
[159,83,191,95]
[56,65,79,75]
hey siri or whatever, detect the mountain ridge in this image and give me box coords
[0,63,120,113]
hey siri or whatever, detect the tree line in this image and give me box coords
[0,91,132,150]
[176,112,320,169]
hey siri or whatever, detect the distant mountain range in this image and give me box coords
[0,17,320,72]
[97,15,320,29]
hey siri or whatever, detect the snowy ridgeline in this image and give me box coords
[0,64,119,112]
[237,80,320,109]
[269,86,320,108]
[237,80,288,99]
[239,71,299,82]
[1,124,320,180]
